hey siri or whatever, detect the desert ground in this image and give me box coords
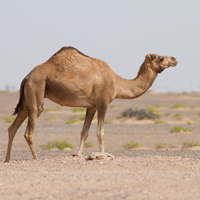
[0,91,200,200]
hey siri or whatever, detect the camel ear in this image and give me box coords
[145,54,154,61]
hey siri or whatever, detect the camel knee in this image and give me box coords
[97,132,104,142]
[24,134,33,144]
[8,126,17,139]
[81,131,88,141]
[37,106,43,117]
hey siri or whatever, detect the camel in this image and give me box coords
[4,47,178,162]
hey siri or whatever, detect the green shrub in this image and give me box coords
[182,141,200,148]
[146,107,162,118]
[171,126,193,133]
[155,142,168,150]
[72,107,86,112]
[39,139,74,150]
[45,116,59,120]
[39,143,54,150]
[111,105,117,108]
[121,108,159,120]
[79,114,86,121]
[174,113,182,117]
[173,103,187,108]
[155,120,166,124]
[4,116,15,123]
[53,139,74,150]
[44,106,61,112]
[66,119,79,124]
[105,120,113,124]
[84,141,94,148]
[123,140,143,150]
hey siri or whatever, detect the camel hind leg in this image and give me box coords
[23,83,45,160]
[24,109,38,160]
[5,107,28,162]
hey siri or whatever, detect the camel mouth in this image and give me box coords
[170,62,178,67]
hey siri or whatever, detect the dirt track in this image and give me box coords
[0,92,200,199]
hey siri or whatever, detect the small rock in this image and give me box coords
[85,152,114,161]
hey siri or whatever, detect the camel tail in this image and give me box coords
[12,76,28,115]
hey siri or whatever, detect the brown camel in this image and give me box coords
[4,47,178,162]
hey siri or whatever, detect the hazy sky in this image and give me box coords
[0,0,200,92]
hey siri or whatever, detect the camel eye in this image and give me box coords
[159,57,164,61]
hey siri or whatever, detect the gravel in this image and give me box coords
[1,150,200,200]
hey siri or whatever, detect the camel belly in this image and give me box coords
[45,92,95,108]
[59,99,94,108]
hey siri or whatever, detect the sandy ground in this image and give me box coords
[0,92,200,199]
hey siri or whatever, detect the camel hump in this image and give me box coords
[47,46,90,63]
[12,75,28,115]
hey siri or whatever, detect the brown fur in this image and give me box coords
[5,47,178,162]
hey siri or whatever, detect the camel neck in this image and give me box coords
[115,63,157,99]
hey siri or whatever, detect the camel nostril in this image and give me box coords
[171,57,176,61]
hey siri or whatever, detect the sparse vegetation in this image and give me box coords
[155,105,162,108]
[72,107,86,112]
[121,108,159,120]
[105,120,113,124]
[79,114,86,121]
[39,139,74,150]
[182,91,188,95]
[155,142,168,150]
[173,103,187,109]
[198,112,200,117]
[84,141,94,148]
[45,116,59,120]
[44,106,61,112]
[146,107,162,118]
[123,140,143,150]
[0,90,9,94]
[182,141,200,148]
[171,126,193,133]
[174,113,182,117]
[111,105,117,108]
[155,120,167,124]
[4,116,15,123]
[66,119,79,124]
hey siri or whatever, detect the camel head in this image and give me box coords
[145,54,178,73]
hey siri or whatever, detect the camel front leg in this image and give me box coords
[77,107,96,156]
[97,104,108,153]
